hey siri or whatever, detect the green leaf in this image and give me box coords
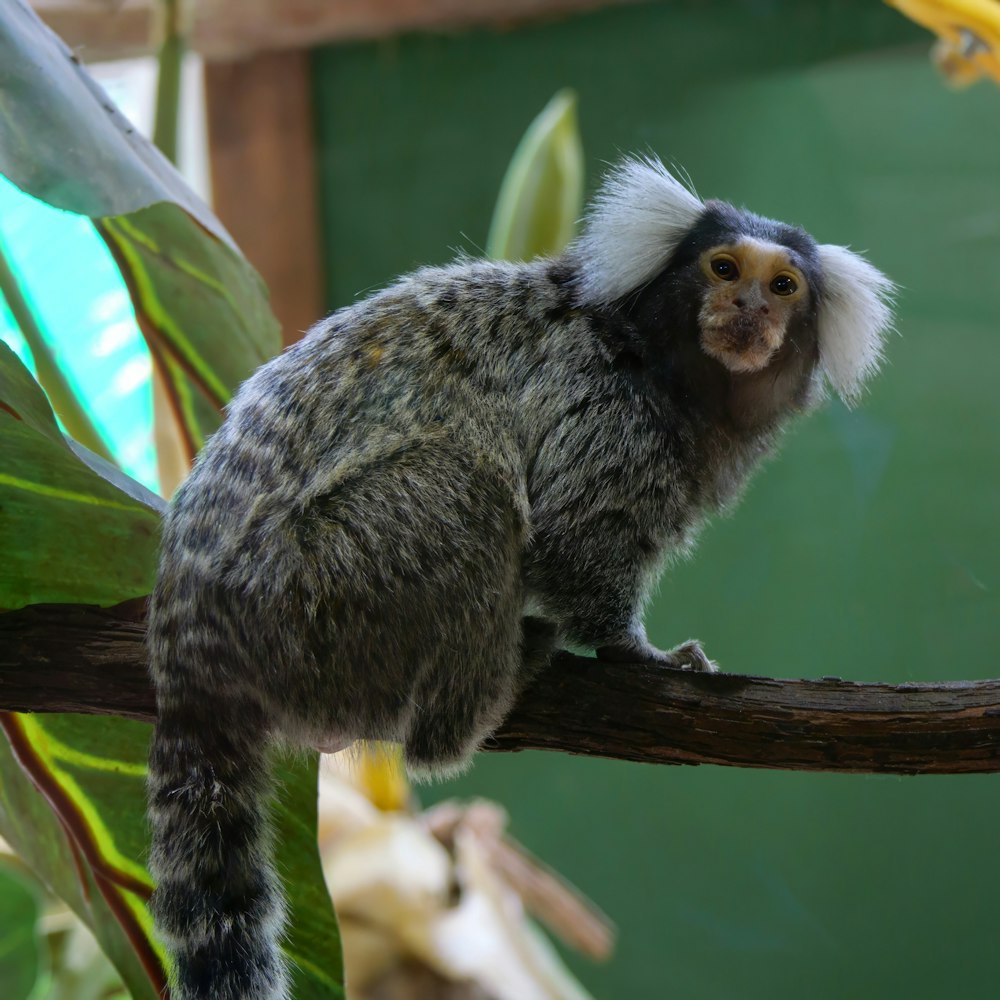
[0,714,164,1000]
[0,861,45,1000]
[272,755,346,999]
[1,3,281,462]
[0,0,231,246]
[1,8,340,996]
[95,205,280,460]
[0,715,343,1000]
[0,342,161,610]
[0,350,163,988]
[0,334,63,445]
[486,88,585,261]
[65,438,166,516]
[0,346,342,998]
[0,302,339,1000]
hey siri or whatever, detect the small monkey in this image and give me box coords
[147,157,893,999]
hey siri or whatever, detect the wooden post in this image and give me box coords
[204,49,325,347]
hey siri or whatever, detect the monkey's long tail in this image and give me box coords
[147,680,288,1000]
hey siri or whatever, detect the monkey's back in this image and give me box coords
[150,260,562,757]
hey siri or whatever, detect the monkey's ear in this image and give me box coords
[816,244,895,404]
[575,156,704,305]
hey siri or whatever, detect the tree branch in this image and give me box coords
[2,600,999,774]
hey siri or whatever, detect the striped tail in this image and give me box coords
[146,684,288,1000]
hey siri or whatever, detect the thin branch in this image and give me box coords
[2,600,999,775]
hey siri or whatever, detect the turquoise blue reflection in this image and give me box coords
[0,174,158,494]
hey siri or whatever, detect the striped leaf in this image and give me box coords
[0,3,341,995]
[96,207,278,461]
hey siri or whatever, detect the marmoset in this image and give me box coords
[147,157,893,999]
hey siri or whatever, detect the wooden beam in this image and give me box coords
[204,48,324,346]
[32,0,156,63]
[33,0,647,63]
[3,600,1000,776]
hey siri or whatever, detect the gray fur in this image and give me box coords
[147,158,892,999]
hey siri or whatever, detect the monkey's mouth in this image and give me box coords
[700,317,780,374]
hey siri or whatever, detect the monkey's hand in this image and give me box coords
[596,636,718,673]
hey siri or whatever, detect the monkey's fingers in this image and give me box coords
[668,639,719,674]
[596,637,718,673]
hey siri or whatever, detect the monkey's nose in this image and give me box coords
[732,296,769,316]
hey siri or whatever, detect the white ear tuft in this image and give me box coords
[816,244,895,404]
[574,156,704,305]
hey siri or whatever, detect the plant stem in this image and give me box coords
[153,0,185,165]
[150,0,191,497]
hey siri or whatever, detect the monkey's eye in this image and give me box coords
[770,273,798,296]
[710,256,739,281]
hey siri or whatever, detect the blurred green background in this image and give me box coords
[313,1,1000,997]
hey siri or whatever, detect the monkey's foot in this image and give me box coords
[664,639,718,673]
[597,637,718,673]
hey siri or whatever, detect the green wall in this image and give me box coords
[313,2,1000,996]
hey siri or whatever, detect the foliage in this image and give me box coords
[487,88,584,261]
[0,862,46,1000]
[0,2,342,996]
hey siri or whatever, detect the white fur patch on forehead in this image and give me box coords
[816,244,896,403]
[574,156,704,305]
[731,235,790,254]
[731,236,792,260]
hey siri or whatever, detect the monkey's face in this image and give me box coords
[697,237,810,374]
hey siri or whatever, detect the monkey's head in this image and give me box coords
[573,158,895,403]
[667,200,822,377]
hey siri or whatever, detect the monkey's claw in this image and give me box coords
[596,636,718,672]
[668,639,718,673]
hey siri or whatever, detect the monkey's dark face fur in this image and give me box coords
[623,200,824,431]
[669,200,822,370]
